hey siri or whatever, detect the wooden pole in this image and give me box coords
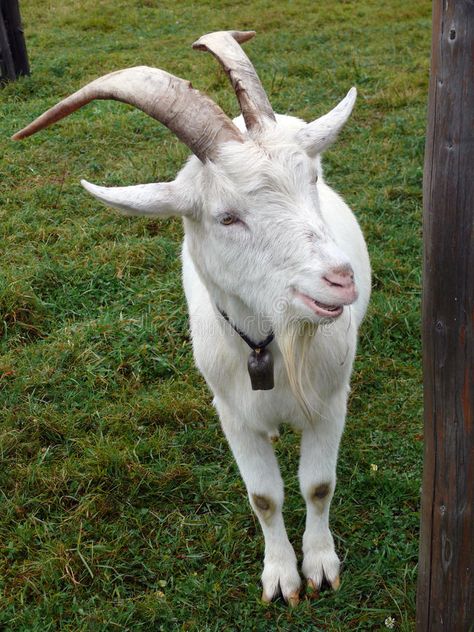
[417,1,474,630]
[0,0,29,82]
[0,5,16,81]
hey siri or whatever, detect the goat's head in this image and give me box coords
[13,30,357,331]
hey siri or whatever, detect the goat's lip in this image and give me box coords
[294,290,344,318]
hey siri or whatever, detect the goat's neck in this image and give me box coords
[184,231,272,344]
[213,289,273,344]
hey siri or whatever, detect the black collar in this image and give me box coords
[217,306,274,352]
[217,306,275,390]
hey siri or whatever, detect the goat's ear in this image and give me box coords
[296,87,356,157]
[81,180,191,217]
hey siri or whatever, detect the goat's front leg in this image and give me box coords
[299,397,346,594]
[220,416,301,605]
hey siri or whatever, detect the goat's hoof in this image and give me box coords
[331,575,341,591]
[302,543,340,594]
[287,590,300,607]
[261,559,301,606]
[261,587,300,607]
[261,590,272,604]
[306,578,320,598]
[305,573,341,595]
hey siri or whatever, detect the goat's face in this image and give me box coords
[12,30,357,328]
[180,127,357,328]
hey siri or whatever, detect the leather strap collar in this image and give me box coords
[217,307,274,352]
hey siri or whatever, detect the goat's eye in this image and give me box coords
[220,214,238,225]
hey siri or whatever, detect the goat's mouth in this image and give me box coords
[294,290,344,319]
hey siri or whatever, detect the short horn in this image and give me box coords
[12,66,244,162]
[193,30,276,133]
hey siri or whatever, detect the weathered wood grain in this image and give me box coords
[0,0,29,82]
[0,4,16,81]
[417,0,474,630]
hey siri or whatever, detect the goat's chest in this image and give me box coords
[195,326,355,434]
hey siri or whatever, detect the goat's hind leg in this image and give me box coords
[219,413,301,605]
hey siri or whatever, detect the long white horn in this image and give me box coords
[193,30,275,133]
[296,87,357,156]
[12,66,244,162]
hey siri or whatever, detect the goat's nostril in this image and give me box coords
[324,268,355,289]
[324,275,343,288]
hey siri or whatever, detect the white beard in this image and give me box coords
[276,317,322,422]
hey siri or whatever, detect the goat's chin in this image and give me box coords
[276,317,320,422]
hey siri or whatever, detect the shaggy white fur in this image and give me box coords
[83,109,371,603]
[13,33,370,603]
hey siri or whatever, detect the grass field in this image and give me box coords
[0,1,430,629]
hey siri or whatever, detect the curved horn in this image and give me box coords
[12,66,244,162]
[192,30,276,133]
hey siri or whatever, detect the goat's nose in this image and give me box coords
[324,265,354,288]
[323,266,357,302]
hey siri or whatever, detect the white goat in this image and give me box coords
[13,30,371,605]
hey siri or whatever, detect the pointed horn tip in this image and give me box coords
[11,130,26,141]
[192,29,256,50]
[230,30,256,43]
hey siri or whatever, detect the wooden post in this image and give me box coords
[0,0,29,82]
[0,5,16,81]
[417,1,474,631]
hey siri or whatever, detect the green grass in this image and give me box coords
[0,1,429,629]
